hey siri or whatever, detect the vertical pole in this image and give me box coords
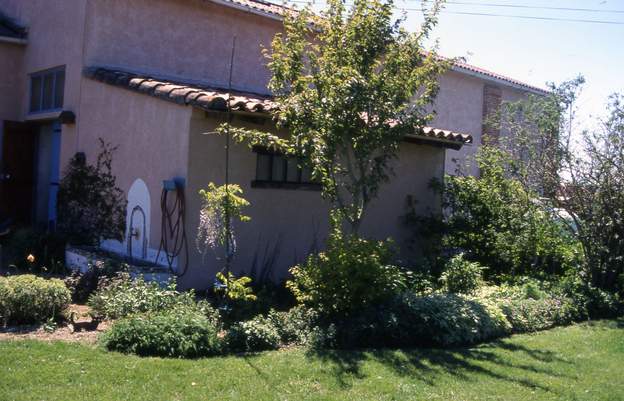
[224,36,237,276]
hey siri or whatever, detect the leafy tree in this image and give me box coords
[221,0,449,233]
[57,139,126,246]
[497,78,624,291]
[416,147,582,280]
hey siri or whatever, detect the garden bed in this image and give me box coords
[0,304,109,344]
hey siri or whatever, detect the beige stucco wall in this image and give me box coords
[432,70,530,176]
[78,80,192,251]
[0,0,87,170]
[0,42,24,121]
[83,0,281,95]
[183,109,445,289]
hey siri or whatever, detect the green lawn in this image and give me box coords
[1,320,623,401]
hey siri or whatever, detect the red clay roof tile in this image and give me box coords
[84,66,472,147]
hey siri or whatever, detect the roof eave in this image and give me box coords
[452,64,550,96]
[207,0,284,22]
[404,133,470,150]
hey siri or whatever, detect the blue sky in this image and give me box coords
[294,0,624,128]
[414,0,624,128]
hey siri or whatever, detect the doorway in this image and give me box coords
[0,120,62,229]
[0,121,38,225]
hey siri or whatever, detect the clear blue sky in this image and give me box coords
[290,0,624,128]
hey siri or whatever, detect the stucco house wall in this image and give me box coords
[0,0,87,166]
[78,80,192,253]
[0,42,24,121]
[433,70,531,177]
[83,0,280,95]
[184,109,446,287]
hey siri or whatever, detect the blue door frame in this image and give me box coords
[47,121,61,230]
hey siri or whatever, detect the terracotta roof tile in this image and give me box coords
[84,66,472,147]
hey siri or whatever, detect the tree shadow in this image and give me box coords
[306,337,575,393]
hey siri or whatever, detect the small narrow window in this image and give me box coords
[29,67,65,113]
[256,153,272,181]
[30,76,42,112]
[252,147,320,190]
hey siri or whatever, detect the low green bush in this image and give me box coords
[287,225,409,318]
[88,274,218,323]
[440,254,485,295]
[499,297,579,333]
[325,292,510,349]
[101,307,221,358]
[555,275,622,319]
[267,306,319,345]
[0,275,71,325]
[226,315,281,352]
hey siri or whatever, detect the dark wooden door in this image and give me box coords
[0,121,37,224]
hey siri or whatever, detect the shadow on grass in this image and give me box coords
[306,338,574,392]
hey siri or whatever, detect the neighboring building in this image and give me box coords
[0,0,546,288]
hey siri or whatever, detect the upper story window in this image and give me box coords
[29,67,65,113]
[252,147,320,190]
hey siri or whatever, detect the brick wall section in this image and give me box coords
[482,84,502,145]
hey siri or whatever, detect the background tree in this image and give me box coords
[223,0,449,233]
[498,79,624,291]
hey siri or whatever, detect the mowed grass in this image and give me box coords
[1,320,623,401]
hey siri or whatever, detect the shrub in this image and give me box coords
[267,306,319,345]
[498,296,580,333]
[410,148,583,281]
[327,292,511,349]
[101,307,221,358]
[0,275,71,325]
[64,260,128,303]
[287,227,409,318]
[555,275,622,319]
[440,254,485,295]
[226,315,281,352]
[57,140,126,246]
[88,274,219,324]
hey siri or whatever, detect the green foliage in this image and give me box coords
[438,147,583,279]
[226,315,281,352]
[197,182,251,256]
[267,306,320,345]
[287,221,409,318]
[88,274,218,324]
[220,0,449,232]
[440,254,485,295]
[57,140,126,246]
[4,228,66,274]
[498,297,579,333]
[555,275,622,319]
[101,307,221,358]
[321,278,622,349]
[328,292,511,348]
[63,260,128,303]
[215,272,257,302]
[0,275,70,325]
[496,79,624,291]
